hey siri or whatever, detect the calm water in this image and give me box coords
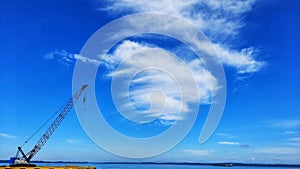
[2,162,300,169]
[88,163,299,169]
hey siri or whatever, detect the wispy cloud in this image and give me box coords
[43,42,218,123]
[287,137,300,146]
[239,144,251,148]
[270,120,300,128]
[44,49,75,66]
[74,54,100,66]
[217,140,250,147]
[100,0,265,74]
[45,0,266,124]
[100,0,255,38]
[215,132,235,139]
[44,49,99,66]
[0,132,17,139]
[285,131,296,134]
[255,147,300,155]
[287,143,300,147]
[218,141,240,145]
[288,137,300,142]
[182,149,212,156]
[212,44,265,74]
[101,40,216,123]
[65,139,81,144]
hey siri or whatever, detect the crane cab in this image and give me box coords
[9,157,34,167]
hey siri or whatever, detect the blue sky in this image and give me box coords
[0,0,300,164]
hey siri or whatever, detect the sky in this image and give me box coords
[0,0,300,164]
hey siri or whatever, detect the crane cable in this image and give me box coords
[20,101,69,148]
[21,91,87,148]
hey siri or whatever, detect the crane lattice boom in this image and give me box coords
[12,85,87,165]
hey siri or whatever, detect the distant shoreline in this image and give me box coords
[1,160,300,168]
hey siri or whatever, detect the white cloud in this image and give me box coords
[100,0,256,38]
[285,131,296,134]
[218,141,240,145]
[101,40,216,122]
[270,120,300,128]
[65,139,81,144]
[44,49,100,66]
[45,0,266,124]
[288,137,300,142]
[0,132,16,139]
[44,49,75,65]
[288,143,300,147]
[255,147,300,155]
[99,0,265,74]
[74,54,100,66]
[182,149,212,156]
[215,132,235,139]
[212,44,265,74]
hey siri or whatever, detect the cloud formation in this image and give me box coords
[255,147,300,155]
[45,0,266,124]
[100,0,255,38]
[44,49,75,66]
[65,139,82,144]
[44,49,99,66]
[102,40,215,123]
[182,149,212,156]
[215,132,236,139]
[0,132,16,139]
[270,120,300,128]
[100,0,265,74]
[218,141,240,145]
[288,137,300,142]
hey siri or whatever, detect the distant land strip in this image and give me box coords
[1,160,300,168]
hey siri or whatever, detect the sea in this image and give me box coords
[2,162,300,169]
[83,164,299,169]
